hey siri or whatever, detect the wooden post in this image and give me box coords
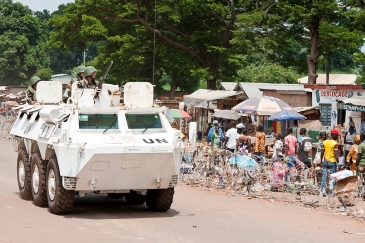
[246,115,249,133]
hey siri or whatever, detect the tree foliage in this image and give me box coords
[232,0,365,84]
[3,0,364,89]
[0,0,50,85]
[48,0,282,90]
[237,62,299,84]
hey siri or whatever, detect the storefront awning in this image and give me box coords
[338,97,365,112]
[184,90,242,108]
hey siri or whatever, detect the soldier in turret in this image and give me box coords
[26,76,41,104]
[77,66,98,89]
[63,65,85,102]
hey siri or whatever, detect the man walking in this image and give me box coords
[284,127,297,156]
[204,122,212,139]
[255,125,265,167]
[321,129,339,196]
[224,121,238,153]
[206,120,224,145]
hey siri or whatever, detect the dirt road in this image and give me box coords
[0,140,364,243]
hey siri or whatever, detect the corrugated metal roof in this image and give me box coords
[184,90,241,108]
[218,82,238,91]
[235,83,307,99]
[190,89,211,95]
[294,106,319,113]
[298,74,357,85]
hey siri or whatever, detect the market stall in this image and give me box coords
[232,96,294,134]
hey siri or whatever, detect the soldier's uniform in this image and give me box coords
[63,66,86,102]
[26,86,36,104]
[77,79,98,89]
[26,76,41,104]
[77,66,98,89]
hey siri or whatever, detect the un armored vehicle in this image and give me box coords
[10,80,181,214]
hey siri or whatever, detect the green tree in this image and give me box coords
[48,0,278,89]
[0,0,50,85]
[237,62,300,84]
[33,4,100,75]
[233,0,364,84]
[319,21,363,82]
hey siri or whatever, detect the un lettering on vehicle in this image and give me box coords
[142,138,168,144]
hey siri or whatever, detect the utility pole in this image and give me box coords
[83,49,86,66]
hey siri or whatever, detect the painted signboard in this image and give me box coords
[341,104,365,112]
[312,89,362,128]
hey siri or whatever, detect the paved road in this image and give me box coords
[0,140,364,243]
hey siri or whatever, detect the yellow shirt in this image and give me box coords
[323,139,338,162]
[346,144,358,163]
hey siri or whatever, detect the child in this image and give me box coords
[272,133,283,161]
[298,128,311,168]
[338,149,345,170]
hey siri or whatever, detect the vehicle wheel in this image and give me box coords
[46,155,74,214]
[146,188,175,212]
[31,153,48,207]
[107,193,125,199]
[17,148,32,200]
[125,191,146,204]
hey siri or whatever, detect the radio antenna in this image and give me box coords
[152,0,157,85]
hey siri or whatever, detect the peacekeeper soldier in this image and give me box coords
[77,66,98,89]
[26,76,41,104]
[63,65,85,102]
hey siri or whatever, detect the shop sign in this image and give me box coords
[342,104,365,112]
[320,90,350,98]
[314,89,362,104]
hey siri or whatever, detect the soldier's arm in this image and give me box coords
[26,90,32,104]
[76,81,84,88]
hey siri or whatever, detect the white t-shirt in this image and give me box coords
[225,128,238,149]
[273,140,283,159]
[338,156,345,166]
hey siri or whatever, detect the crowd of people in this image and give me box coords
[202,120,365,196]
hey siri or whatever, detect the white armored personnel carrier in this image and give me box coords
[10,79,181,214]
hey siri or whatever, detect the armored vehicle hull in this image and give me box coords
[11,82,181,214]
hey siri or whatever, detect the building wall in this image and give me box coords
[8,86,27,94]
[157,91,190,101]
[262,90,309,107]
[312,89,363,128]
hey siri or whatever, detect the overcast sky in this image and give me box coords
[15,0,72,13]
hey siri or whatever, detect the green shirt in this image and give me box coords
[358,142,365,166]
[211,132,221,148]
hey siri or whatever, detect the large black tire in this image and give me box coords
[125,191,146,204]
[46,155,74,214]
[146,188,175,212]
[31,153,48,207]
[107,193,125,199]
[17,148,32,200]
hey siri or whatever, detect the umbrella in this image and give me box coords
[232,96,293,115]
[268,110,306,121]
[166,109,192,119]
[212,109,241,120]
